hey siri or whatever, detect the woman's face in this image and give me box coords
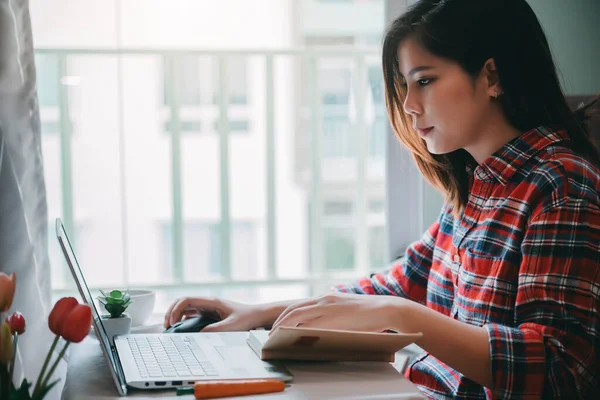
[397,38,498,158]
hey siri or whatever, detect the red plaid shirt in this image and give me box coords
[337,126,600,399]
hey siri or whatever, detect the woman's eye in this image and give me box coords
[417,78,432,86]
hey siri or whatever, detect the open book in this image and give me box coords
[247,327,422,362]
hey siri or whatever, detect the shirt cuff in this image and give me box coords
[484,323,546,398]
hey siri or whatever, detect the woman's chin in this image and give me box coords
[424,139,458,156]
[424,142,444,155]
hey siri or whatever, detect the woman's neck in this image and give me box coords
[466,116,522,164]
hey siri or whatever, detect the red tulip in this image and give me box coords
[61,304,92,343]
[48,297,79,336]
[0,272,16,312]
[6,311,26,335]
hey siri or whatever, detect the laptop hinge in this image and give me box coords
[112,344,128,395]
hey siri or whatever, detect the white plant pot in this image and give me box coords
[100,314,132,345]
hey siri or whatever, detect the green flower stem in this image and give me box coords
[33,334,59,395]
[8,333,17,388]
[39,340,71,392]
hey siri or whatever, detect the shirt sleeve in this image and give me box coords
[333,217,440,304]
[485,198,600,399]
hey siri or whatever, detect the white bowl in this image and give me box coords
[96,289,156,327]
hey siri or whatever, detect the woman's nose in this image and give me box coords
[403,89,422,116]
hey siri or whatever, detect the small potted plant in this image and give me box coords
[97,289,132,344]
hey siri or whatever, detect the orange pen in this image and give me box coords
[176,379,286,399]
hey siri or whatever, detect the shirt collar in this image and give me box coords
[474,126,569,185]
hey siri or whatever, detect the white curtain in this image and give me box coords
[0,0,66,399]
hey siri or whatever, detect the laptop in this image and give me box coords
[55,218,293,396]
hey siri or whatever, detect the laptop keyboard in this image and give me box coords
[127,335,219,379]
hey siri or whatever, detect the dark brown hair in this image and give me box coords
[383,0,600,216]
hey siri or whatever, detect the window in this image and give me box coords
[231,222,258,279]
[163,57,249,107]
[188,223,221,277]
[369,115,386,157]
[320,68,350,105]
[35,54,59,108]
[322,115,352,158]
[162,222,219,279]
[304,37,354,47]
[215,57,248,105]
[229,120,249,132]
[369,225,386,269]
[161,221,258,280]
[164,118,250,135]
[32,0,389,310]
[163,57,249,135]
[321,223,386,272]
[368,65,384,105]
[212,119,250,133]
[163,56,202,106]
[369,200,385,213]
[164,120,202,133]
[178,57,202,106]
[36,54,61,137]
[324,201,353,216]
[41,121,61,135]
[320,67,352,158]
[324,227,355,271]
[318,198,386,272]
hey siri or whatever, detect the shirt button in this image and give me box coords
[453,254,460,264]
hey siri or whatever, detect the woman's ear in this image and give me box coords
[483,58,503,98]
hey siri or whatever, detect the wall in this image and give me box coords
[527,0,600,95]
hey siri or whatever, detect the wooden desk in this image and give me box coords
[61,335,426,400]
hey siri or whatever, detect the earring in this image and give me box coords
[493,91,499,99]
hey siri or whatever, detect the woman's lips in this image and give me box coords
[416,127,433,136]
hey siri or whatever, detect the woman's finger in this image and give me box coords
[290,316,330,329]
[181,310,201,320]
[271,304,322,332]
[272,297,319,328]
[168,297,220,327]
[166,297,197,327]
[164,297,185,328]
[201,316,246,332]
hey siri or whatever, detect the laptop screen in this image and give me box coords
[55,218,127,395]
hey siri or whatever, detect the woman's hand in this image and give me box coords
[164,297,268,332]
[271,292,407,334]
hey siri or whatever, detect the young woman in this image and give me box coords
[164,0,600,397]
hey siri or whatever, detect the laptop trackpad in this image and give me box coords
[214,345,254,376]
[215,345,256,364]
[216,333,247,346]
